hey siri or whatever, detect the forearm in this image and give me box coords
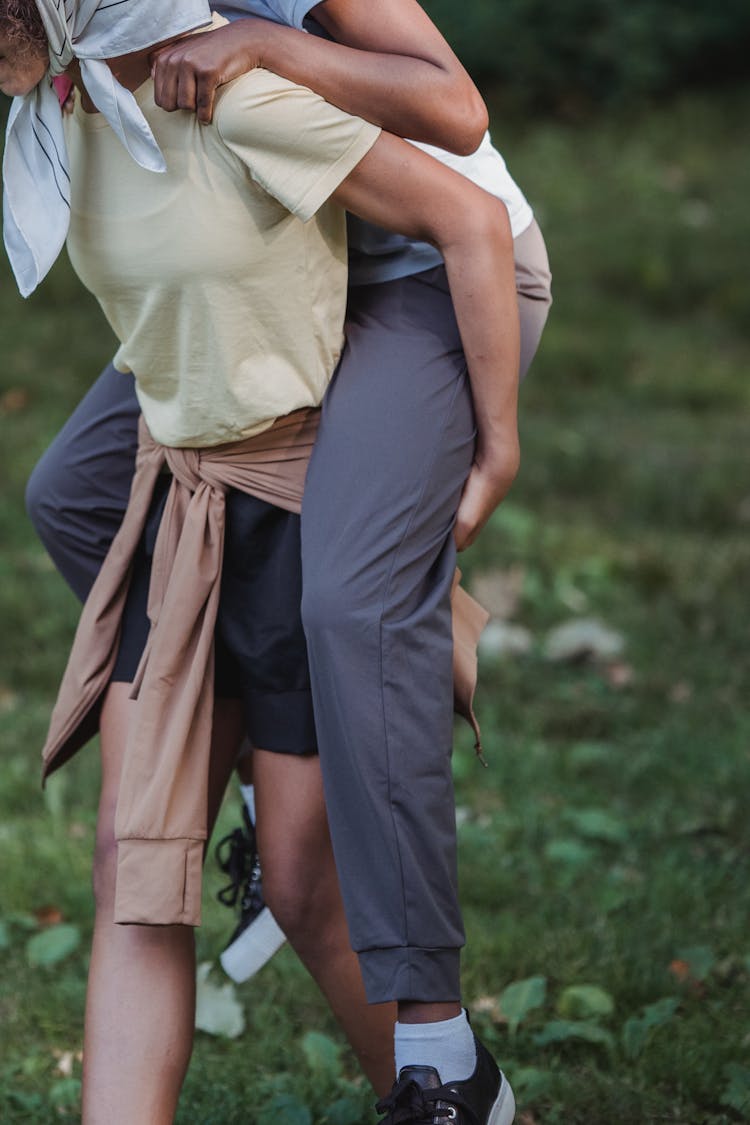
[335,137,519,450]
[441,211,520,459]
[333,134,520,544]
[150,2,487,148]
[254,19,484,153]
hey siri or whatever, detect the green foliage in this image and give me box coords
[421,0,750,111]
[556,985,615,1021]
[499,976,548,1037]
[622,997,680,1059]
[533,1020,616,1051]
[721,1064,750,1116]
[25,925,81,968]
[674,945,716,982]
[301,1031,342,1080]
[256,1094,312,1125]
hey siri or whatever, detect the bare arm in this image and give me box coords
[151,0,487,153]
[331,133,520,549]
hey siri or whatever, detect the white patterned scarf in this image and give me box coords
[3,0,212,296]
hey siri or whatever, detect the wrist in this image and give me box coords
[241,17,279,71]
[226,16,274,70]
[476,424,519,457]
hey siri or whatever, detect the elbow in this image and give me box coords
[437,80,489,156]
[475,194,513,248]
[453,86,490,155]
[434,191,513,263]
[419,67,488,156]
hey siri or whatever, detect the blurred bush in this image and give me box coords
[422,0,750,112]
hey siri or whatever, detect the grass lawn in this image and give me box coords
[1,86,749,1123]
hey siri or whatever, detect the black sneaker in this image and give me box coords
[215,806,286,983]
[375,1035,515,1124]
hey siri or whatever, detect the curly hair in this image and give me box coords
[0,0,47,62]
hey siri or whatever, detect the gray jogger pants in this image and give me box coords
[26,221,551,1003]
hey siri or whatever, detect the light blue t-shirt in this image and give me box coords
[216,0,533,285]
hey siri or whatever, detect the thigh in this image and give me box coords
[514,219,553,380]
[217,492,316,754]
[302,267,475,608]
[252,749,330,885]
[26,363,140,600]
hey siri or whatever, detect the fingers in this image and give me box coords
[151,44,214,120]
[453,456,519,551]
[195,73,217,125]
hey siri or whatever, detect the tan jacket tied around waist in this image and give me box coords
[41,410,488,927]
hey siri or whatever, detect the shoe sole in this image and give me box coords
[489,1075,516,1125]
[219,907,287,983]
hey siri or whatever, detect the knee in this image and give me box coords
[263,863,339,954]
[262,870,311,942]
[300,563,344,640]
[24,453,56,544]
[301,560,371,647]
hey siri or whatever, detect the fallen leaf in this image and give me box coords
[479,622,534,659]
[603,662,635,688]
[543,619,625,663]
[194,962,245,1039]
[0,388,29,415]
[471,567,525,620]
[0,686,19,715]
[472,995,503,1021]
[455,806,473,829]
[35,906,64,927]
[51,1050,75,1077]
[680,198,713,229]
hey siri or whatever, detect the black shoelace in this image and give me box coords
[214,825,252,908]
[376,1077,480,1125]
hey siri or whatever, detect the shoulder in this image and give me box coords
[214,68,324,141]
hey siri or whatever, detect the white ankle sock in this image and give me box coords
[240,783,256,824]
[394,1009,476,1083]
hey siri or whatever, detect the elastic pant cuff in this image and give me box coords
[358,946,461,1005]
[114,837,203,926]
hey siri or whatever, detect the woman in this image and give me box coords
[0,0,530,1120]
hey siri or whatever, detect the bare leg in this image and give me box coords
[253,749,396,1097]
[82,684,244,1125]
[235,739,254,786]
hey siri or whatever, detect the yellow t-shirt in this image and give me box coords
[64,43,380,447]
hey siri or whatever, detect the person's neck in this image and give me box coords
[67,39,181,113]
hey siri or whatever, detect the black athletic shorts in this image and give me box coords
[111,475,317,755]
